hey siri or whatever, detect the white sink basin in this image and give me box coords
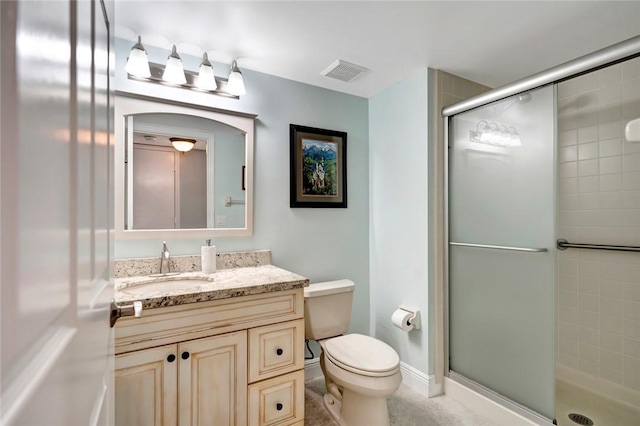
[117,274,215,295]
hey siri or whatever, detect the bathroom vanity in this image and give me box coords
[113,251,308,426]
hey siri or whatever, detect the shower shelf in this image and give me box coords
[556,239,640,253]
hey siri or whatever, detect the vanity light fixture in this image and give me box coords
[226,60,246,96]
[162,45,187,85]
[169,137,196,153]
[470,120,521,147]
[125,37,245,98]
[195,52,217,91]
[124,35,151,78]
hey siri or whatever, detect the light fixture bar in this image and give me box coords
[127,62,240,99]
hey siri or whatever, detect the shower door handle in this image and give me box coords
[449,242,548,253]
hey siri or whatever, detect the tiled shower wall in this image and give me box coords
[436,70,490,112]
[557,56,640,394]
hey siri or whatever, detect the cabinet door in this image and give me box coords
[179,330,248,426]
[115,345,178,426]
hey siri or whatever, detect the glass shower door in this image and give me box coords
[448,85,556,420]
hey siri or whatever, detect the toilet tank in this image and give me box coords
[304,279,355,340]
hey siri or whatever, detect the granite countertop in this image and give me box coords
[114,250,273,278]
[114,264,309,309]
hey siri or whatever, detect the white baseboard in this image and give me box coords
[304,358,441,398]
[556,364,640,409]
[444,378,541,426]
[399,362,442,397]
[304,358,323,382]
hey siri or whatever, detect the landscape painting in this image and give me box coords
[301,139,338,196]
[290,124,347,208]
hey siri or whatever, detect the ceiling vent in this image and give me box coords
[321,60,369,82]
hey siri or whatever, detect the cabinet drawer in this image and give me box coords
[248,319,304,383]
[248,370,304,426]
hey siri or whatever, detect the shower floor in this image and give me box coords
[555,379,640,426]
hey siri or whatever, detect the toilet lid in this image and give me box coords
[324,334,400,375]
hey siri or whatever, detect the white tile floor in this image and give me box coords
[306,377,640,426]
[305,378,495,426]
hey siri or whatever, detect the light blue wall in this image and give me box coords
[114,39,370,335]
[369,69,430,374]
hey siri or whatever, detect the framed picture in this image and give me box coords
[290,124,347,208]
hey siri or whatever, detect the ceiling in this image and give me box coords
[114,1,640,98]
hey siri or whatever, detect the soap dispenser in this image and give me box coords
[201,239,217,274]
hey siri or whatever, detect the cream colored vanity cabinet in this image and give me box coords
[115,331,246,426]
[115,288,305,426]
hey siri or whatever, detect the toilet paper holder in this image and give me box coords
[396,305,421,330]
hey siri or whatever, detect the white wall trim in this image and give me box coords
[556,365,640,409]
[400,362,441,397]
[304,358,442,398]
[444,378,540,426]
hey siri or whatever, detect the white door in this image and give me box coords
[1,1,115,425]
[132,145,178,229]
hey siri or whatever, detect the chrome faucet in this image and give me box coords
[159,241,171,274]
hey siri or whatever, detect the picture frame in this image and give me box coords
[290,124,347,208]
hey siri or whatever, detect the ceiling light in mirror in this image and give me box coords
[169,137,196,152]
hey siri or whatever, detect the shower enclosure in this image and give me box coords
[443,36,640,426]
[448,85,556,422]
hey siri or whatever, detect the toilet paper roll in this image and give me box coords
[391,309,414,332]
[201,245,217,274]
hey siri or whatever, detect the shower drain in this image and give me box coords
[568,413,594,425]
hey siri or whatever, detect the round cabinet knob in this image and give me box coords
[276,403,283,411]
[167,354,176,363]
[181,351,190,360]
[276,348,284,356]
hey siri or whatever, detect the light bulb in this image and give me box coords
[125,35,151,78]
[227,60,246,96]
[170,137,195,152]
[162,45,186,85]
[195,52,217,91]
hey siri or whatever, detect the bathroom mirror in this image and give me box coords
[115,93,256,239]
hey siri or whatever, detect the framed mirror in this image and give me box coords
[115,92,256,239]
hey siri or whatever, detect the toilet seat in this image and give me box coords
[324,334,400,377]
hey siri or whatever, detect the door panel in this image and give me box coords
[132,145,177,229]
[94,0,111,285]
[1,2,74,422]
[448,85,556,419]
[1,0,72,379]
[0,1,114,424]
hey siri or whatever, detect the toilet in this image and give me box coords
[304,279,402,426]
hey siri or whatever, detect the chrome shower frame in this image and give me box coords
[441,35,640,425]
